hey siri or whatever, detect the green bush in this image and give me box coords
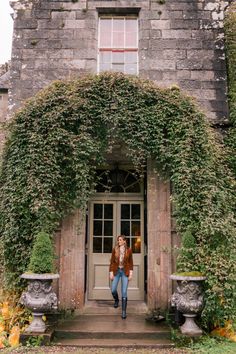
[28,232,54,274]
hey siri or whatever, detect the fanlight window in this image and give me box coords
[95,169,141,193]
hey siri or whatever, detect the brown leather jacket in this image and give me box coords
[109,246,133,277]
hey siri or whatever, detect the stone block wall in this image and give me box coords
[9,0,229,124]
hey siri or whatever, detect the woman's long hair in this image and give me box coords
[115,235,127,259]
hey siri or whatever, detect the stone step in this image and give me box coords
[81,300,148,315]
[54,337,174,349]
[54,314,171,341]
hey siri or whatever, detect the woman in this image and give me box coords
[109,235,133,319]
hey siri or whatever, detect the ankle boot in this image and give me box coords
[121,297,127,319]
[112,291,119,308]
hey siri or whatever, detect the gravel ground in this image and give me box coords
[0,346,191,354]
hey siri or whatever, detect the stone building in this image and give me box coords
[5,0,230,311]
[0,64,10,152]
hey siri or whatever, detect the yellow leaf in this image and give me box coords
[0,338,5,348]
[1,302,10,320]
[0,324,5,333]
[8,326,20,348]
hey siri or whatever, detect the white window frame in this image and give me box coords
[97,16,139,75]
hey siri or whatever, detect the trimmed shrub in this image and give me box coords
[28,232,54,274]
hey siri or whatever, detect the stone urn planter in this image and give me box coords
[170,274,206,336]
[20,273,59,333]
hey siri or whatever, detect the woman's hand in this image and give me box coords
[128,275,132,281]
[110,272,114,280]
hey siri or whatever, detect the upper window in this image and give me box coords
[98,17,138,75]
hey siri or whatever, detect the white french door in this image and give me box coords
[88,199,144,300]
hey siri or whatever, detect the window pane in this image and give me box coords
[100,19,112,33]
[93,237,102,253]
[104,221,113,236]
[94,220,102,236]
[104,204,113,219]
[104,237,113,253]
[125,33,137,47]
[112,64,124,72]
[113,18,124,31]
[126,182,140,192]
[100,63,111,72]
[100,35,112,48]
[110,185,124,192]
[121,221,130,236]
[132,237,141,253]
[132,221,140,236]
[132,204,140,219]
[100,51,112,63]
[125,64,138,75]
[126,19,137,32]
[125,51,137,64]
[100,19,112,47]
[121,204,130,219]
[94,204,102,219]
[112,51,124,63]
[113,32,124,47]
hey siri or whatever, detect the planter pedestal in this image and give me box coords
[26,312,46,333]
[170,274,206,337]
[20,273,59,333]
[181,314,203,336]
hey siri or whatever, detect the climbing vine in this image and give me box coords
[224,2,236,175]
[0,72,235,328]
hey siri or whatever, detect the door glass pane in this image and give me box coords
[132,204,140,219]
[94,220,102,235]
[104,237,113,253]
[132,237,141,253]
[126,238,130,248]
[132,220,140,236]
[104,221,113,236]
[93,237,102,253]
[121,220,130,236]
[121,204,130,219]
[94,204,102,219]
[104,204,113,219]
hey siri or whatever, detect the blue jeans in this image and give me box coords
[111,268,129,298]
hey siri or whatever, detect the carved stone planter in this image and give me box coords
[20,273,59,333]
[170,274,206,336]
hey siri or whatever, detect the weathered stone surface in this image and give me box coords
[8,0,229,125]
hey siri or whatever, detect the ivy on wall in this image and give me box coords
[0,72,235,328]
[224,2,236,175]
